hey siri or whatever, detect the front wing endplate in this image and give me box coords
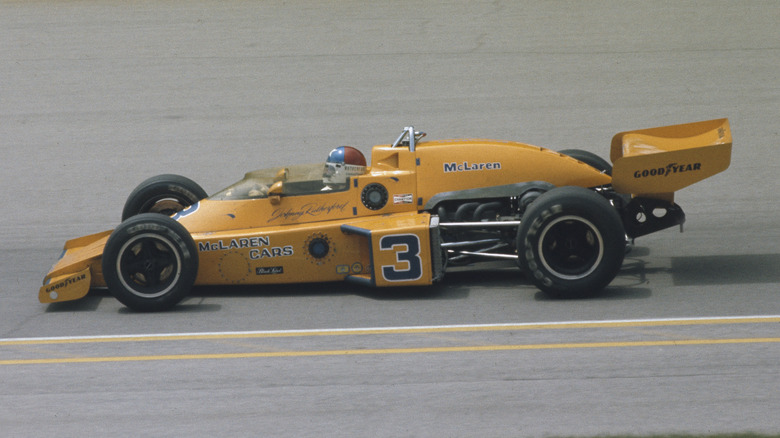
[39,268,91,304]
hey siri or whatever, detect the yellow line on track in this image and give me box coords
[2,337,779,366]
[2,316,779,346]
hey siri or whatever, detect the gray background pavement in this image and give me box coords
[1,1,778,436]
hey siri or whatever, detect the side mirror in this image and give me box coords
[274,168,289,182]
[268,181,283,205]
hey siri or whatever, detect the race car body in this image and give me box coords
[41,119,732,311]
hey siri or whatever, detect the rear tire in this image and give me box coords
[122,174,207,221]
[102,213,198,311]
[559,149,612,176]
[517,186,625,298]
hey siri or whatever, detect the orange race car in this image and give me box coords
[41,120,732,311]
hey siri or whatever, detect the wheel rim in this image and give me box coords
[116,233,182,298]
[144,198,187,216]
[537,215,604,280]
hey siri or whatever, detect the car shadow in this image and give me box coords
[44,289,110,313]
[43,252,780,313]
[182,251,780,308]
[612,249,780,288]
[670,253,780,286]
[41,257,653,313]
[188,276,474,302]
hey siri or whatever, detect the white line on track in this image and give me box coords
[2,315,779,344]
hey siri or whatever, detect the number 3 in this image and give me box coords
[379,234,423,282]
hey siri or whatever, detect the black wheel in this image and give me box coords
[517,186,625,298]
[102,213,198,311]
[559,149,612,176]
[121,174,207,221]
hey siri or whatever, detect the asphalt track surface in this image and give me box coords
[1,1,779,437]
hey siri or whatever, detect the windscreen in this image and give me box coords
[208,163,346,200]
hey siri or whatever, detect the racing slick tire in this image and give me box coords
[517,186,625,298]
[559,149,612,176]
[121,174,207,221]
[102,213,198,311]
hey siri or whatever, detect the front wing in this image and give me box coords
[39,230,111,303]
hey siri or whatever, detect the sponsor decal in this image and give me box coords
[633,162,701,178]
[249,246,294,260]
[256,266,284,275]
[336,263,364,275]
[443,161,501,173]
[393,193,414,205]
[268,201,349,223]
[199,236,294,260]
[199,237,270,252]
[305,233,335,265]
[44,273,87,294]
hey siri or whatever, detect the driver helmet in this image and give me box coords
[323,146,367,185]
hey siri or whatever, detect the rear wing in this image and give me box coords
[610,118,732,200]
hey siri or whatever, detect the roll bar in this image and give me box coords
[391,126,426,151]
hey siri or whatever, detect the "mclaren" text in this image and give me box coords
[443,161,501,173]
[199,237,270,251]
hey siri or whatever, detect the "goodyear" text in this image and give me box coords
[633,162,701,178]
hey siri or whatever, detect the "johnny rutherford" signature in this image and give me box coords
[268,201,349,222]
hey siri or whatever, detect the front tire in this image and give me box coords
[102,213,198,311]
[121,174,207,221]
[517,186,625,298]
